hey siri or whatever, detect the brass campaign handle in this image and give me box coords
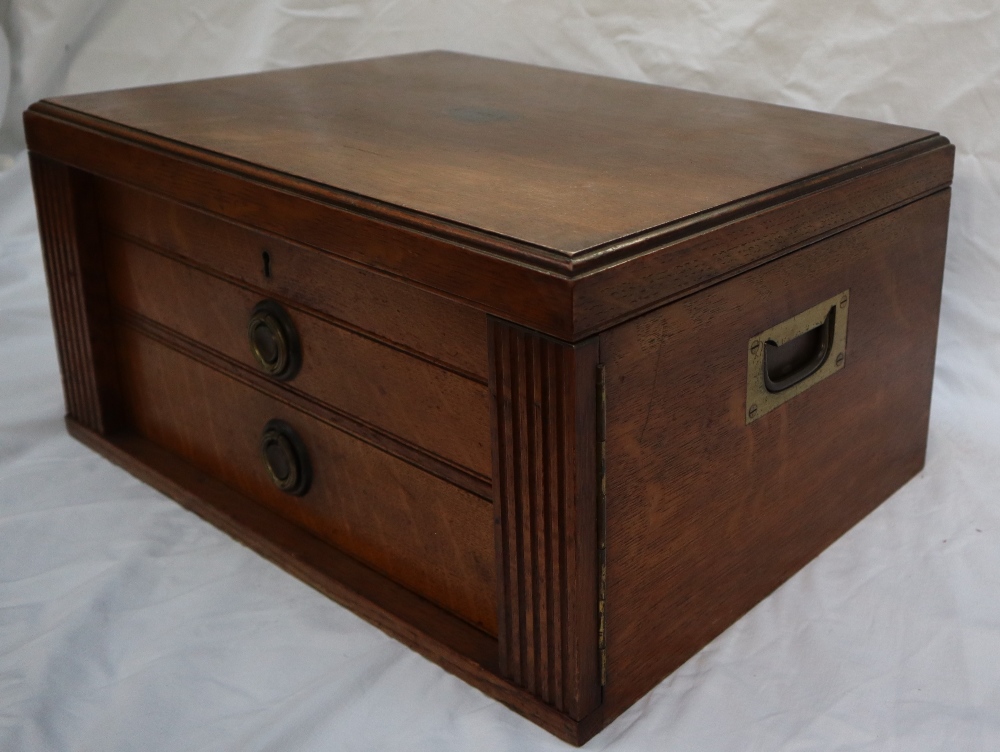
[762,306,835,393]
[746,291,849,424]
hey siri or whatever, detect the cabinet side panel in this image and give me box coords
[29,155,121,433]
[489,319,601,720]
[573,143,954,336]
[600,191,951,718]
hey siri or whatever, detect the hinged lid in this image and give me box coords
[26,51,953,340]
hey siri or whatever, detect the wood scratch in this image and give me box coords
[639,334,665,443]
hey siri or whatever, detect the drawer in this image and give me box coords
[96,177,489,380]
[104,236,492,483]
[114,324,497,634]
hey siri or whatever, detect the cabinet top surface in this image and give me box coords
[43,51,935,255]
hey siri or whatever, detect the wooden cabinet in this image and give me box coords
[25,51,953,744]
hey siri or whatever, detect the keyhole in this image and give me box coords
[262,251,272,278]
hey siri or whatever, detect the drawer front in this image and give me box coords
[104,235,492,483]
[115,324,497,634]
[97,178,489,381]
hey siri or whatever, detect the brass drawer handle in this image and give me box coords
[746,290,849,424]
[762,305,835,393]
[248,300,301,380]
[260,419,312,496]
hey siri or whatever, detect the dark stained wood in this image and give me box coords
[598,190,951,720]
[572,140,954,336]
[120,310,491,500]
[96,178,490,380]
[25,53,956,746]
[488,320,601,720]
[23,64,952,341]
[104,236,492,480]
[25,106,576,337]
[29,155,122,433]
[69,418,606,746]
[43,51,933,253]
[66,421,499,666]
[114,324,497,635]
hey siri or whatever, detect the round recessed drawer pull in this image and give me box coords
[260,419,312,496]
[247,300,301,380]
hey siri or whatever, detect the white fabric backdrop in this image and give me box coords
[2,2,999,750]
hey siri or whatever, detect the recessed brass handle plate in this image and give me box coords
[746,290,849,424]
[260,419,312,496]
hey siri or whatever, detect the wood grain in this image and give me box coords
[104,236,492,481]
[96,177,489,380]
[43,51,933,253]
[572,140,954,336]
[23,52,957,745]
[115,324,497,635]
[489,320,601,720]
[23,67,950,341]
[68,420,607,746]
[119,311,491,500]
[29,155,122,433]
[598,190,951,719]
[66,421,498,666]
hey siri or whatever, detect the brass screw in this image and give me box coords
[836,353,845,367]
[748,404,758,418]
[750,341,760,355]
